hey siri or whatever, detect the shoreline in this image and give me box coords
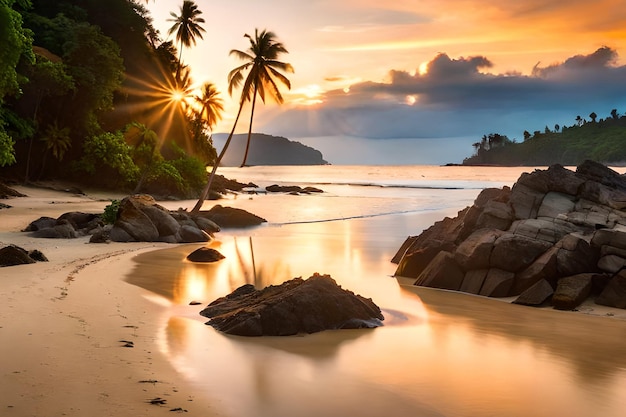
[0,185,220,416]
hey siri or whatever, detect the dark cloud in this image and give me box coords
[265,47,626,142]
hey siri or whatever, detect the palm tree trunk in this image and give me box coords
[190,102,245,214]
[240,84,258,168]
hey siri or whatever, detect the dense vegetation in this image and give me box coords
[0,0,218,197]
[463,110,626,166]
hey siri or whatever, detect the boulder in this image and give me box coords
[57,212,101,231]
[537,192,576,218]
[513,279,554,306]
[176,225,211,243]
[552,274,594,310]
[516,164,584,195]
[597,255,626,274]
[595,270,626,309]
[508,183,544,220]
[460,269,488,294]
[0,245,37,266]
[191,216,221,236]
[475,200,513,230]
[490,233,552,272]
[186,247,225,263]
[454,229,503,270]
[200,273,384,336]
[479,268,515,297]
[513,246,559,295]
[414,251,465,291]
[115,196,160,242]
[140,205,180,236]
[201,205,267,228]
[24,216,57,232]
[31,220,77,239]
[266,184,303,193]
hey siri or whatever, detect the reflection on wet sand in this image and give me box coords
[127,216,626,417]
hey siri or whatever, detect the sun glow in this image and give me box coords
[418,62,429,75]
[292,84,324,106]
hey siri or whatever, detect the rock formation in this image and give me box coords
[393,160,626,310]
[200,273,384,336]
[24,195,264,243]
[0,245,48,267]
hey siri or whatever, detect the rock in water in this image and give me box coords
[186,247,225,263]
[200,273,384,336]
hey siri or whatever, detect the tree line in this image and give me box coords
[464,109,626,166]
[0,0,293,207]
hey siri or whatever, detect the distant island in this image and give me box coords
[462,109,626,166]
[212,133,328,166]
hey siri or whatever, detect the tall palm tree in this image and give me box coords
[190,29,293,213]
[229,28,294,167]
[189,82,223,164]
[167,0,205,78]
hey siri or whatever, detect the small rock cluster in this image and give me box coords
[265,184,324,195]
[25,195,266,243]
[200,273,384,336]
[0,244,48,267]
[394,160,626,310]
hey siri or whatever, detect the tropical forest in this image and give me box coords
[463,109,626,166]
[0,0,293,201]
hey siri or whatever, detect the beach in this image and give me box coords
[3,167,626,417]
[0,184,221,416]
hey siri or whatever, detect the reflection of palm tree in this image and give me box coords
[167,0,205,78]
[190,29,293,213]
[228,28,294,167]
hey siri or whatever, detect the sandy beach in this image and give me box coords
[0,185,220,416]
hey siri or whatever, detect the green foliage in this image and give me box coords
[0,0,34,99]
[0,126,16,166]
[102,199,120,224]
[76,131,139,187]
[464,112,626,166]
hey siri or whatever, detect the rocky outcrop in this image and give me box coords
[394,160,626,311]
[0,245,48,267]
[24,194,264,243]
[200,273,384,336]
[265,184,324,194]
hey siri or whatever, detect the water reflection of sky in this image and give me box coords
[127,211,626,417]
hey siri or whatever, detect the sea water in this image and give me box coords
[128,165,626,417]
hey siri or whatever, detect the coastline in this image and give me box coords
[0,185,220,416]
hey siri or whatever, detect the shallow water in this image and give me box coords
[128,165,626,417]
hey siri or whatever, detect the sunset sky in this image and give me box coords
[147,0,626,164]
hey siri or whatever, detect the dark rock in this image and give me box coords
[394,209,466,278]
[211,174,257,193]
[115,195,160,242]
[0,202,11,209]
[31,220,77,239]
[108,225,135,242]
[0,182,26,198]
[141,205,180,236]
[517,164,584,195]
[479,268,515,297]
[28,250,48,262]
[176,225,211,243]
[460,269,488,294]
[552,274,594,310]
[201,205,267,228]
[186,247,225,263]
[454,229,503,270]
[513,245,559,295]
[266,184,303,193]
[200,273,384,336]
[576,160,626,191]
[0,245,37,266]
[490,233,552,272]
[89,227,111,243]
[23,216,57,232]
[57,212,101,231]
[513,279,554,306]
[595,271,626,309]
[302,186,324,193]
[414,251,465,291]
[191,216,221,235]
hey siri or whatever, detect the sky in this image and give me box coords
[146,0,626,165]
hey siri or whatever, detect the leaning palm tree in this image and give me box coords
[167,0,205,78]
[229,28,294,167]
[190,29,293,213]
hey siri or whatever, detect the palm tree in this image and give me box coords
[190,29,293,213]
[229,28,294,167]
[167,0,205,78]
[194,82,224,130]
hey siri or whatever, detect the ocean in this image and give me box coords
[129,165,626,417]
